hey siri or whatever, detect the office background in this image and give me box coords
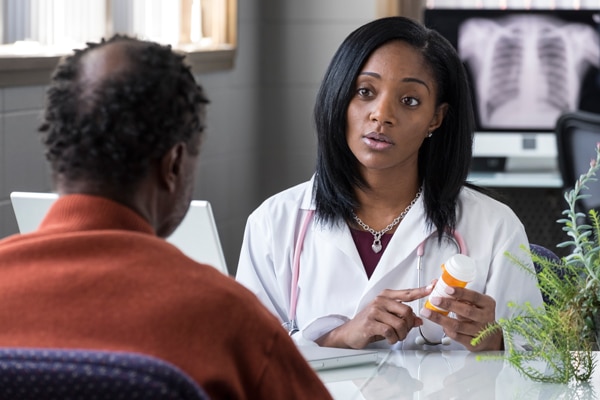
[0,0,381,274]
[0,0,597,273]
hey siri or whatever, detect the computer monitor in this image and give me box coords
[10,192,228,275]
[424,8,600,171]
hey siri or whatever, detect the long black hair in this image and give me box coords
[313,16,475,238]
[40,35,210,189]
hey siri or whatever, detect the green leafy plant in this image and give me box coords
[472,144,600,384]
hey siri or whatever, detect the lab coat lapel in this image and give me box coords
[359,197,432,299]
[312,219,364,269]
[301,175,365,273]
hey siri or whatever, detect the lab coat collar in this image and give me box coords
[300,175,317,211]
[303,175,366,265]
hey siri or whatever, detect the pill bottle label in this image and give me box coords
[424,254,476,315]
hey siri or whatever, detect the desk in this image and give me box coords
[318,350,600,399]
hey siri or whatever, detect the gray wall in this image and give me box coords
[0,0,377,275]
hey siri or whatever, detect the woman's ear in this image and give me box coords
[159,142,186,193]
[429,102,449,132]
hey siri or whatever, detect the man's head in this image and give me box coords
[40,35,210,237]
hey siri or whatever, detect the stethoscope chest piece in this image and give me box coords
[282,320,299,336]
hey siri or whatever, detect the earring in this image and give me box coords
[427,131,433,138]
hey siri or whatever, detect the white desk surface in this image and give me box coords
[318,350,600,399]
[468,171,563,188]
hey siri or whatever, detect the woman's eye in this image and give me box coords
[402,97,420,106]
[357,88,372,97]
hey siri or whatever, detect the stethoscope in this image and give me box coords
[281,209,315,336]
[283,209,467,348]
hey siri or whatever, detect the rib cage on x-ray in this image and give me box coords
[459,15,600,129]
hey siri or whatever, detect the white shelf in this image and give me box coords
[468,171,563,188]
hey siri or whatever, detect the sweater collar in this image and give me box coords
[39,194,155,235]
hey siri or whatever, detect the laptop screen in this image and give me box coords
[10,192,228,275]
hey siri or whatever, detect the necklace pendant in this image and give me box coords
[372,240,382,253]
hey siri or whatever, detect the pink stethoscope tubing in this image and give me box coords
[286,209,467,335]
[289,209,315,329]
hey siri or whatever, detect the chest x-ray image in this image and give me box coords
[459,14,600,130]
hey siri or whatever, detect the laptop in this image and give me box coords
[9,192,228,275]
[297,345,379,371]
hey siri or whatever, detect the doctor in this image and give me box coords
[236,16,544,352]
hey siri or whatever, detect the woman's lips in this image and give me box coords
[362,132,393,150]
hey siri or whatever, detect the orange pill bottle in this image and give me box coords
[424,254,476,315]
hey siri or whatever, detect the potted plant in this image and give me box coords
[473,144,600,384]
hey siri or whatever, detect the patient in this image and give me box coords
[0,36,332,400]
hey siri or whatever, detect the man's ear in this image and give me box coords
[159,142,186,193]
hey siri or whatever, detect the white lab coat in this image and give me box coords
[236,176,544,350]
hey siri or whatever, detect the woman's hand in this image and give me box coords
[420,286,503,351]
[316,285,433,349]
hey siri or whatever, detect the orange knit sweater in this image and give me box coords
[0,194,332,399]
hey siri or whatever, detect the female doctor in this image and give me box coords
[236,16,544,352]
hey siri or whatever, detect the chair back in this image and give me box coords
[555,110,600,213]
[0,347,210,400]
[530,243,562,305]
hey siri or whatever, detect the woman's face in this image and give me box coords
[346,40,447,175]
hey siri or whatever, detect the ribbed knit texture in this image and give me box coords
[0,195,332,400]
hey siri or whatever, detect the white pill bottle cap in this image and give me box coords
[444,254,476,283]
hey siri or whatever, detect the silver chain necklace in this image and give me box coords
[352,187,423,254]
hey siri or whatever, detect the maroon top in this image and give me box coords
[350,228,394,279]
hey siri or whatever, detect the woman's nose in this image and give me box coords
[370,95,396,126]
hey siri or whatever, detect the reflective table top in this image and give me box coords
[318,350,600,400]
